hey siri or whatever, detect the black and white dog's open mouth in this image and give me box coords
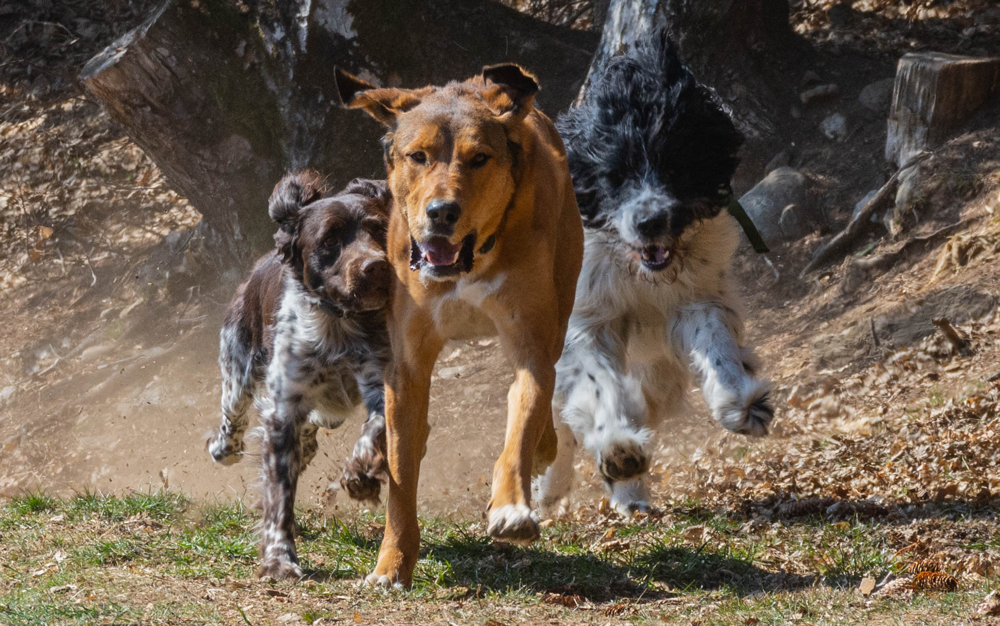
[636,245,673,271]
[410,233,477,280]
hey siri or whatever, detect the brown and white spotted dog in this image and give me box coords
[336,64,584,589]
[206,171,393,579]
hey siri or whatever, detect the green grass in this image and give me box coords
[1,490,996,625]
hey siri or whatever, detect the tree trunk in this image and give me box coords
[581,0,802,191]
[80,0,597,264]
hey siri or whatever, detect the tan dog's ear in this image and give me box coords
[334,67,427,126]
[481,63,539,121]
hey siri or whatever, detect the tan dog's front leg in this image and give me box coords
[365,330,440,590]
[487,323,559,544]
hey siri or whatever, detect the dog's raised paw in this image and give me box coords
[598,440,649,483]
[487,504,540,545]
[206,434,244,466]
[340,451,387,503]
[721,392,774,438]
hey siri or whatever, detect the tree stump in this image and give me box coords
[80,0,596,264]
[885,52,1000,166]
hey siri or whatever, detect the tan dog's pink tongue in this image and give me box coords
[422,237,461,267]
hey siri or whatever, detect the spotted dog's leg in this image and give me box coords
[554,324,652,489]
[208,321,259,466]
[342,350,388,503]
[299,422,319,471]
[257,340,319,580]
[672,303,773,437]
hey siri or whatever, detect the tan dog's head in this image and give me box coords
[335,65,538,282]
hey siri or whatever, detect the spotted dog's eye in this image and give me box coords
[323,236,341,251]
[408,151,427,165]
[469,153,490,168]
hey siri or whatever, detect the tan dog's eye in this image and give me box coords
[470,153,490,168]
[408,151,427,165]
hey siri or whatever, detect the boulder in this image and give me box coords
[739,167,814,244]
[820,112,849,142]
[858,78,895,114]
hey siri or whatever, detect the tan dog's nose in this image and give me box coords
[425,199,461,233]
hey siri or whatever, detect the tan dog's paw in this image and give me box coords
[364,572,405,591]
[487,504,540,545]
[598,440,649,482]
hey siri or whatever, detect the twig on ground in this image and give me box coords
[853,218,972,271]
[932,317,971,355]
[800,151,931,277]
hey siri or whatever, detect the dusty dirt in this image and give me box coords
[2,0,1000,531]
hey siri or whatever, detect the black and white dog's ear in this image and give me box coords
[269,171,325,262]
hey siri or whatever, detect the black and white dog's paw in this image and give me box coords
[598,438,649,483]
[717,389,774,438]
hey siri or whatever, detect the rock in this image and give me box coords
[79,344,115,362]
[0,385,17,409]
[858,77,895,114]
[886,52,1000,166]
[739,167,814,244]
[801,70,822,87]
[164,231,184,251]
[974,8,1000,26]
[800,84,840,105]
[852,189,880,222]
[765,149,792,174]
[779,205,811,239]
[828,2,855,28]
[820,113,849,141]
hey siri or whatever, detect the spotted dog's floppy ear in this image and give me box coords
[269,171,325,262]
[334,67,429,127]
[480,63,539,121]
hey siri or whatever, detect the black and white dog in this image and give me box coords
[206,171,392,578]
[536,32,774,517]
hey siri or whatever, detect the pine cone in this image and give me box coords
[777,497,837,518]
[903,559,942,575]
[913,571,958,592]
[874,577,914,598]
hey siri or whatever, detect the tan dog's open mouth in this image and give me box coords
[409,233,477,280]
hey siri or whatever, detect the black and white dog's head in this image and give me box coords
[557,31,743,274]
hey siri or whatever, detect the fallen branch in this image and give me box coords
[932,317,971,356]
[800,151,931,278]
[853,218,972,271]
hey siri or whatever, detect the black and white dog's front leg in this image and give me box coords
[340,352,388,503]
[672,303,773,437]
[542,325,653,516]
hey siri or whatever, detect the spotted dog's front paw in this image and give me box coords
[487,504,540,545]
[718,391,774,437]
[206,432,244,466]
[598,439,649,483]
[340,448,388,503]
[258,558,303,581]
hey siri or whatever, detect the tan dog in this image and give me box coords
[336,65,583,589]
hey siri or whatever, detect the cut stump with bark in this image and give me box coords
[886,52,1000,167]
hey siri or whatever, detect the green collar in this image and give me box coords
[726,195,769,254]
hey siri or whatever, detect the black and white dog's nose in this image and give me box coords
[635,214,668,238]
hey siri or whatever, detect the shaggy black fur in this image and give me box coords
[557,31,744,237]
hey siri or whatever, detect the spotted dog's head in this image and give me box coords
[335,65,538,282]
[557,31,743,277]
[269,172,391,313]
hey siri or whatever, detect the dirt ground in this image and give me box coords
[2,1,1000,622]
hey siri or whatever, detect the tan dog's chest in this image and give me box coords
[429,272,507,340]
